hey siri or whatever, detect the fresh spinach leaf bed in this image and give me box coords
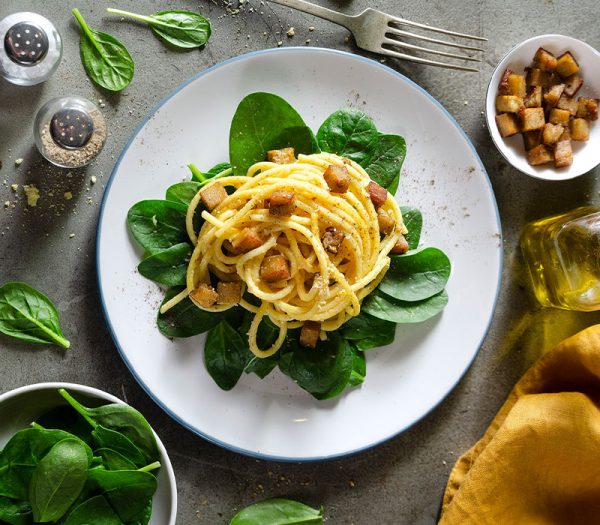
[127,92,450,400]
[0,389,161,524]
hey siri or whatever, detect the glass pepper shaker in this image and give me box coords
[0,12,62,86]
[34,96,107,168]
[520,206,600,312]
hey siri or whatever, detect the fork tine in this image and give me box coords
[385,26,484,52]
[388,15,487,41]
[382,37,481,63]
[378,46,479,72]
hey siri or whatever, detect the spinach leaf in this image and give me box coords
[348,345,366,387]
[157,287,219,337]
[229,93,317,176]
[92,426,146,468]
[363,289,448,324]
[340,312,396,351]
[127,200,188,256]
[242,315,280,379]
[230,498,323,525]
[97,448,137,471]
[364,134,406,193]
[165,181,201,206]
[35,406,93,446]
[107,8,211,49]
[59,389,160,466]
[188,162,232,185]
[137,243,191,287]
[0,496,32,525]
[63,495,122,525]
[379,247,451,302]
[205,320,251,390]
[316,108,378,166]
[400,207,422,250]
[0,282,70,348]
[86,469,157,523]
[29,438,90,523]
[288,332,353,400]
[72,9,134,92]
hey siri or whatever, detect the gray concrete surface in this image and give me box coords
[1,1,599,523]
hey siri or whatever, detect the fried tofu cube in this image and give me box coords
[526,67,548,87]
[216,281,242,305]
[542,123,564,145]
[495,113,520,137]
[231,227,264,253]
[570,118,589,141]
[267,190,296,216]
[367,181,388,208]
[519,107,545,132]
[259,254,290,282]
[554,140,573,168]
[563,74,583,97]
[577,97,599,121]
[543,83,565,107]
[527,144,554,166]
[559,126,571,142]
[549,108,571,126]
[557,94,578,115]
[200,183,228,211]
[498,68,513,94]
[377,208,395,234]
[533,47,558,71]
[556,51,579,77]
[299,321,321,348]
[321,227,344,254]
[496,95,524,113]
[524,86,543,108]
[190,283,218,308]
[508,74,526,98]
[390,233,409,255]
[323,164,351,193]
[523,130,542,151]
[267,147,295,164]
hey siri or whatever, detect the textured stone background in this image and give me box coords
[1,1,599,523]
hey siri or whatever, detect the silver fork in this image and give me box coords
[268,0,486,72]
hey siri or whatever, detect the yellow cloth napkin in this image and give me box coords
[439,324,600,525]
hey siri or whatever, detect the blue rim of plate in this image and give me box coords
[96,47,503,463]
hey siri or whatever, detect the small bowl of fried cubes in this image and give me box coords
[486,34,600,180]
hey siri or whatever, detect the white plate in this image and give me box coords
[485,34,600,180]
[97,48,502,461]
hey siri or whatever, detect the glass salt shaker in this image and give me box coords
[520,206,600,312]
[0,12,62,86]
[34,96,107,168]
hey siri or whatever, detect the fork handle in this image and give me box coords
[268,0,354,30]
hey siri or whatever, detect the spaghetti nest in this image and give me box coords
[181,152,406,358]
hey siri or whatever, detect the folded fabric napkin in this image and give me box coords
[439,324,600,525]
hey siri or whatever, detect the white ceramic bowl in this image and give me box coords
[486,34,600,180]
[0,383,177,525]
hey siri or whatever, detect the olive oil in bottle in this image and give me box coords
[520,206,600,311]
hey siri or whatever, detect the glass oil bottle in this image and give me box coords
[520,206,600,311]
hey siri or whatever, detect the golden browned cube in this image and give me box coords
[556,52,579,77]
[543,83,565,107]
[524,86,543,108]
[577,98,599,121]
[554,140,573,168]
[569,118,590,141]
[190,283,219,308]
[508,74,526,98]
[495,113,520,137]
[533,47,557,71]
[549,108,571,126]
[519,107,545,132]
[200,182,228,211]
[498,68,513,95]
[557,94,579,115]
[559,126,571,142]
[564,74,583,96]
[527,144,554,166]
[542,123,564,145]
[496,95,523,113]
[267,147,295,164]
[523,130,542,151]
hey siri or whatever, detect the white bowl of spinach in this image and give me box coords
[0,383,176,525]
